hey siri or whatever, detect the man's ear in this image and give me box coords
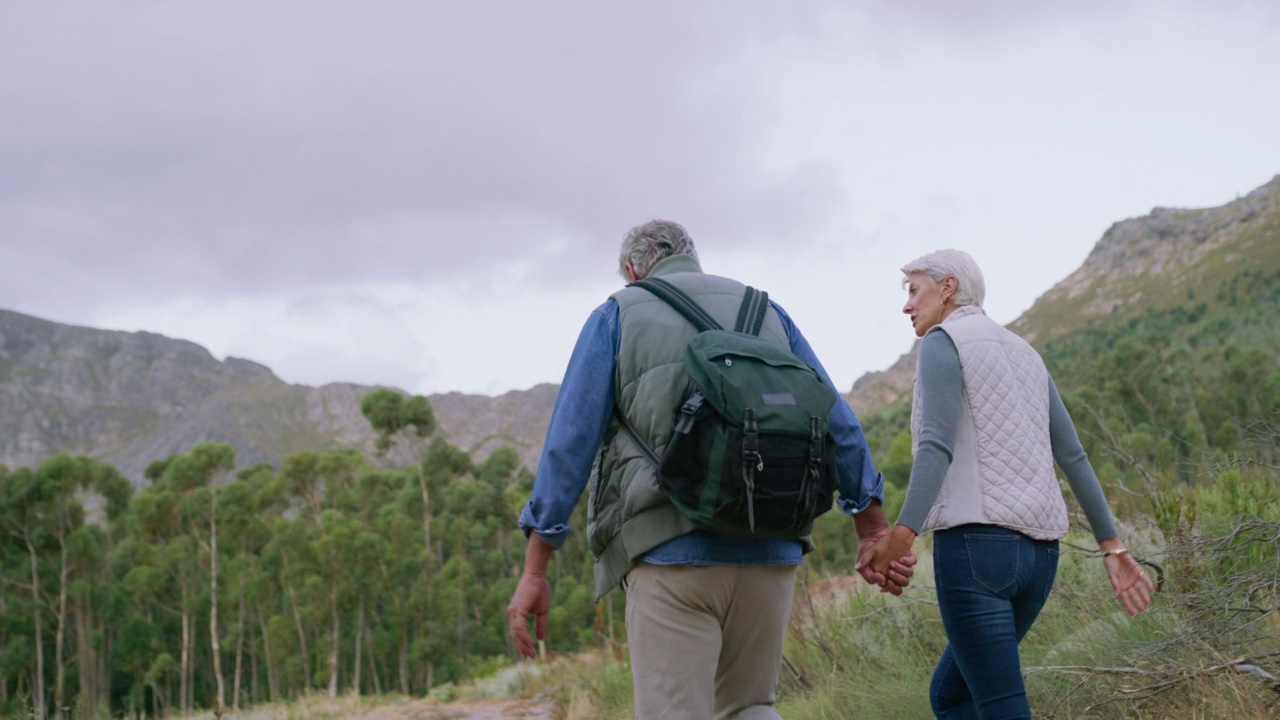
[625,261,640,282]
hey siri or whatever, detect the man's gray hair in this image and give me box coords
[900,249,986,308]
[618,219,699,279]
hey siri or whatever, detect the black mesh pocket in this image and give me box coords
[655,402,836,538]
[729,430,823,535]
[656,409,724,528]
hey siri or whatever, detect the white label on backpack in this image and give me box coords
[762,393,797,406]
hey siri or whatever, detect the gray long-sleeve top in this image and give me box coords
[895,330,1118,541]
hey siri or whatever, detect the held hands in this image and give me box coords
[853,501,917,595]
[506,572,551,658]
[1102,549,1155,616]
[856,525,918,595]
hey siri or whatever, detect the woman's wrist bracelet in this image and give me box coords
[1101,548,1128,558]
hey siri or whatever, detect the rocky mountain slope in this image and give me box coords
[848,173,1280,417]
[0,310,553,483]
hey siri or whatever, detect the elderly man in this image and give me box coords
[508,219,913,719]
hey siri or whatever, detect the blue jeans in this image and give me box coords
[930,524,1060,719]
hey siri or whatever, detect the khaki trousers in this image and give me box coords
[625,562,798,720]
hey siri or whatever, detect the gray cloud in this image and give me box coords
[1,2,842,318]
[3,2,1276,398]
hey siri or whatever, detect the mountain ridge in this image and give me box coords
[0,308,554,483]
[4,174,1277,483]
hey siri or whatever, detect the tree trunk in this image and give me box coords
[257,610,278,703]
[327,588,340,699]
[0,656,7,705]
[26,537,46,720]
[98,610,111,711]
[180,584,191,713]
[128,673,139,720]
[75,594,93,713]
[209,493,226,718]
[52,531,69,720]
[283,564,310,691]
[248,613,259,705]
[416,464,432,567]
[365,610,382,696]
[98,525,114,712]
[148,679,165,720]
[399,633,410,696]
[376,562,403,696]
[352,595,364,696]
[291,595,310,690]
[233,556,246,711]
[47,520,73,717]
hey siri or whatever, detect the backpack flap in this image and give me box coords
[683,330,834,425]
[657,329,840,538]
[618,278,841,539]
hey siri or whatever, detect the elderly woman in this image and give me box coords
[859,249,1154,719]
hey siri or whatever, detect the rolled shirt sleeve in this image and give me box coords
[517,300,619,548]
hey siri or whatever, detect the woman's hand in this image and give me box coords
[1102,548,1155,616]
[857,524,918,586]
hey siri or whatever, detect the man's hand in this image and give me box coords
[853,501,916,595]
[507,533,556,658]
[855,527,917,595]
[857,524,917,594]
[507,572,551,658]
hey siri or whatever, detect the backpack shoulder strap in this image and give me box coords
[733,287,770,336]
[632,278,770,336]
[629,277,721,332]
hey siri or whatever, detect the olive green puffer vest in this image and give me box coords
[587,254,795,599]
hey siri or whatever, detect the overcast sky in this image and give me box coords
[2,2,1278,397]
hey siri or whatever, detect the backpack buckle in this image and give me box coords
[743,408,763,470]
[743,408,762,532]
[673,392,705,434]
[808,416,823,479]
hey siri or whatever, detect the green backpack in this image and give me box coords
[615,277,839,539]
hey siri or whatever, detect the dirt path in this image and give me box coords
[349,698,555,720]
[183,696,556,720]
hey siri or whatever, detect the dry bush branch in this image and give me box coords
[1033,509,1280,714]
[1027,648,1280,707]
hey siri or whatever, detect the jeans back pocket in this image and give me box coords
[964,533,1021,595]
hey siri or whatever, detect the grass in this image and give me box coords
[526,509,1279,720]
[131,516,1274,720]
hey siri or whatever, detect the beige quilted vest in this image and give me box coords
[910,306,1068,540]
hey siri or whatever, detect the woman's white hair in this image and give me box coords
[618,219,699,279]
[900,249,986,308]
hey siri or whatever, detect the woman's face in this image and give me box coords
[902,271,954,337]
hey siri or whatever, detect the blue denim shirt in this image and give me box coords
[518,298,885,565]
